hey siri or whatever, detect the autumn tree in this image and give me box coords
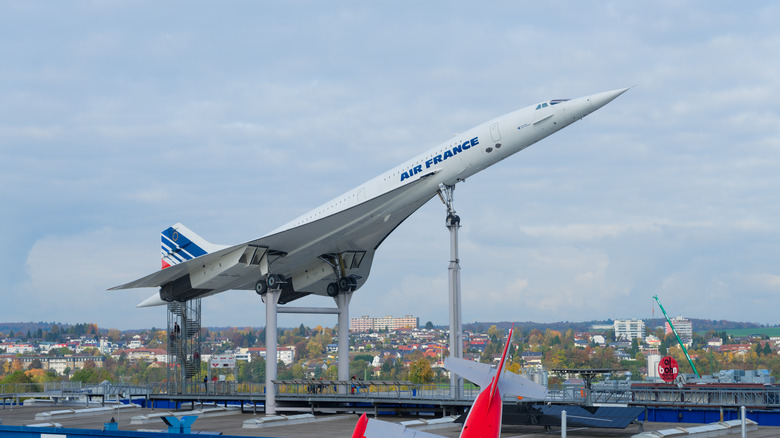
[408,358,433,383]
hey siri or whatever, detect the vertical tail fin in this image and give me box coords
[160,223,223,269]
[488,324,514,403]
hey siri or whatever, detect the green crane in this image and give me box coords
[652,295,701,379]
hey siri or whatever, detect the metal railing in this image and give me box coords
[271,380,472,400]
[1,381,84,395]
[9,379,780,409]
[630,385,780,408]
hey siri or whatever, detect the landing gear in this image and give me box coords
[327,276,357,296]
[255,274,286,296]
[267,274,285,289]
[255,279,268,295]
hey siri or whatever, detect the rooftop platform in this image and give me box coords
[3,405,779,438]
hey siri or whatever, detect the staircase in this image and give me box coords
[167,300,202,385]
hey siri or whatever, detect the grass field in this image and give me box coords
[722,327,780,337]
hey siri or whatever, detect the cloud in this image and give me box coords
[2,2,780,330]
[18,228,159,329]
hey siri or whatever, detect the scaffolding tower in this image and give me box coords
[167,299,202,394]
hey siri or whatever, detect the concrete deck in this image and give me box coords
[2,405,779,437]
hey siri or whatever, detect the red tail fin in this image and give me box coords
[489,324,514,403]
[352,413,368,438]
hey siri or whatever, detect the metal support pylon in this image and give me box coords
[264,289,281,415]
[438,183,463,398]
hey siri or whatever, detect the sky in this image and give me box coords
[2,1,780,331]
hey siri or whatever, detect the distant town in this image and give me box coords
[2,316,780,387]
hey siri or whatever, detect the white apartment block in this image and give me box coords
[350,315,419,332]
[19,355,105,375]
[251,347,295,365]
[666,316,693,343]
[614,319,645,341]
[0,343,36,354]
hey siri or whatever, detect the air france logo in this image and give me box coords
[400,137,479,182]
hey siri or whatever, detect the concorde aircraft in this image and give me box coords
[111,88,628,306]
[352,326,544,438]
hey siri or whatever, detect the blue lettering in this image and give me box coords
[401,136,479,181]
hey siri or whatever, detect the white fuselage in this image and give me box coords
[122,88,628,307]
[271,89,626,236]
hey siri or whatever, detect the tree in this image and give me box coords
[291,363,305,379]
[353,354,373,363]
[630,338,640,356]
[546,349,569,369]
[306,339,324,358]
[408,359,433,383]
[10,358,23,372]
[107,328,122,343]
[425,321,434,330]
[487,325,500,342]
[1,370,32,384]
[71,361,114,384]
[350,358,371,379]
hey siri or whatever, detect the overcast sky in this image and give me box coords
[2,2,779,331]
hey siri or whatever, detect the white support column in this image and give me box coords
[264,289,281,415]
[335,292,352,389]
[561,409,567,438]
[740,405,746,438]
[441,184,463,398]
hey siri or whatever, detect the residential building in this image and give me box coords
[0,343,36,354]
[666,316,693,344]
[521,352,543,366]
[19,355,105,375]
[111,348,167,364]
[250,346,295,365]
[614,319,645,341]
[350,315,419,332]
[234,348,252,362]
[707,338,723,348]
[645,334,661,347]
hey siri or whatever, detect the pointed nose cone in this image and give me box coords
[586,87,631,111]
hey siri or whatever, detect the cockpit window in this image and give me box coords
[537,99,570,110]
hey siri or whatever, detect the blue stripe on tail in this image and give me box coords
[160,226,208,265]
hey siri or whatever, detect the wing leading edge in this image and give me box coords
[111,174,439,306]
